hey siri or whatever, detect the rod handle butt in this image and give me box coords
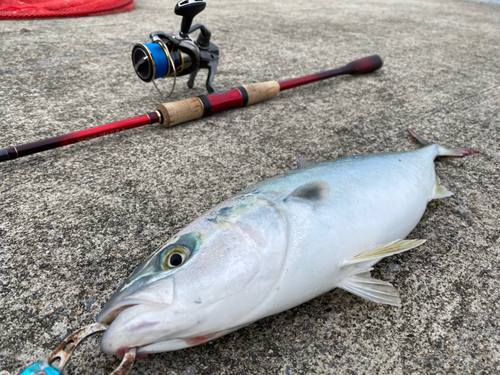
[345,55,383,75]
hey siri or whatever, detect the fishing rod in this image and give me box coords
[0,55,383,164]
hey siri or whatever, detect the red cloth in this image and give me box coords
[0,0,135,19]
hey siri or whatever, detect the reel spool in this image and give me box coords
[132,0,220,94]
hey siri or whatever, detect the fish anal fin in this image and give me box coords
[297,158,318,169]
[340,271,401,307]
[344,239,426,266]
[433,175,453,199]
[285,180,330,204]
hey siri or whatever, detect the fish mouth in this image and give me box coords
[97,302,142,359]
[99,302,216,356]
[98,304,137,325]
[97,276,175,324]
[97,298,155,325]
[98,300,166,358]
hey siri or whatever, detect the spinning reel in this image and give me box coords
[132,0,220,94]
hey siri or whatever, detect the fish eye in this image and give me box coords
[162,246,191,270]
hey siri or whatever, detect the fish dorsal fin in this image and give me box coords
[285,180,330,204]
[297,158,318,169]
[343,239,426,266]
[433,175,453,199]
[340,270,401,307]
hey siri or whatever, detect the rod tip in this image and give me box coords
[0,149,10,163]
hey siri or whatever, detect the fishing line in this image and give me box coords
[151,38,177,98]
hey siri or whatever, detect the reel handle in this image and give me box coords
[175,0,206,36]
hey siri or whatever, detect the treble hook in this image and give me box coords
[0,323,137,375]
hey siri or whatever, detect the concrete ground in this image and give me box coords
[1,0,499,374]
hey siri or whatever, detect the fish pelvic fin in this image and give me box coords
[340,270,401,307]
[433,175,453,199]
[339,239,426,306]
[407,128,479,156]
[343,239,426,266]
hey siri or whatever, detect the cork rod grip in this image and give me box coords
[155,81,281,128]
[241,81,280,106]
[156,97,204,128]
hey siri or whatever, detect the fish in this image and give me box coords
[96,130,477,358]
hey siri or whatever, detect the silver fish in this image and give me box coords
[96,130,477,358]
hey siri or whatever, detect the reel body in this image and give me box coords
[132,0,220,93]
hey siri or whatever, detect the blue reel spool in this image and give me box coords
[132,42,170,82]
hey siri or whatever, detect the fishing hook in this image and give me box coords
[0,323,137,375]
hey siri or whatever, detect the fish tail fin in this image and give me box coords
[407,128,479,156]
[339,239,427,307]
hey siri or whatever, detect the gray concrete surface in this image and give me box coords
[1,0,499,374]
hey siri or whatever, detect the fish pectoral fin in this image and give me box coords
[433,175,453,199]
[284,180,330,204]
[340,271,401,307]
[297,158,319,169]
[343,239,426,266]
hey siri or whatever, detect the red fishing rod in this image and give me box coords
[0,55,383,163]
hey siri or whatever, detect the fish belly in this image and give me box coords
[246,146,439,319]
